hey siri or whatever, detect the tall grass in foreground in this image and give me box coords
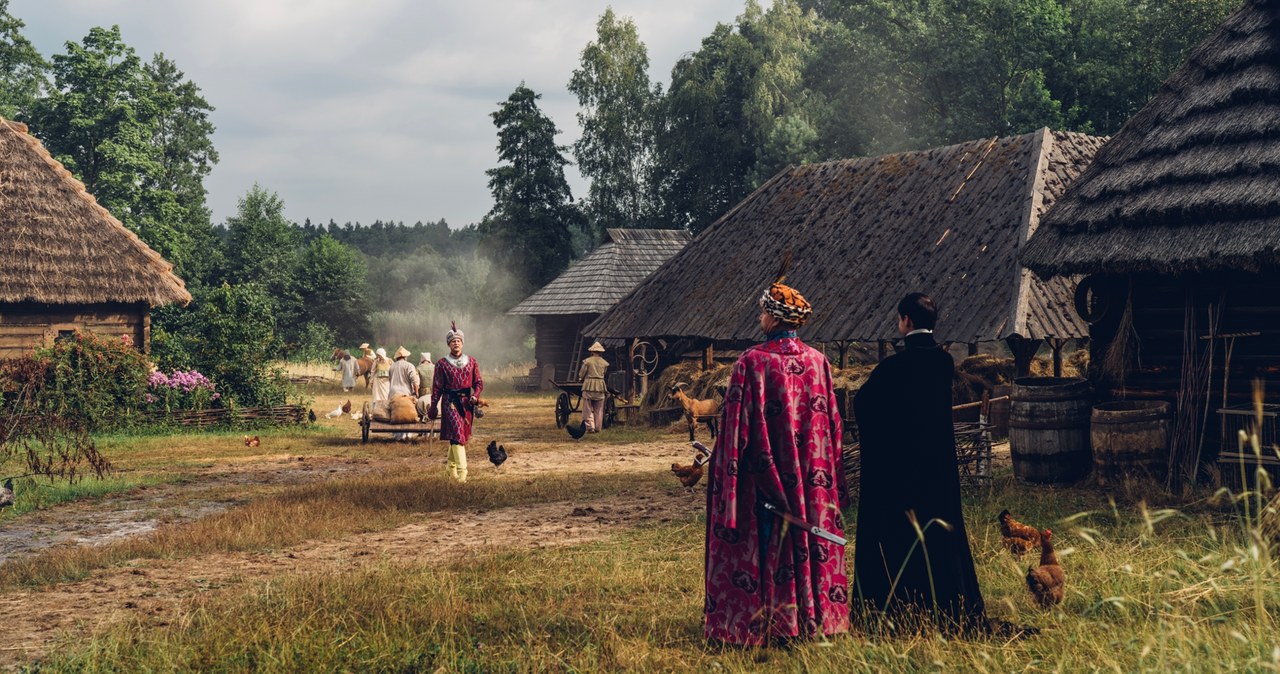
[39,475,1280,673]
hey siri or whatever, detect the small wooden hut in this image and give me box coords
[0,119,191,357]
[587,129,1104,375]
[1021,0,1280,486]
[507,228,690,389]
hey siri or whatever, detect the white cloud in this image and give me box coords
[10,0,758,227]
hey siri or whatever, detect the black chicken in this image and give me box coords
[487,440,508,467]
[567,421,588,440]
[0,478,14,511]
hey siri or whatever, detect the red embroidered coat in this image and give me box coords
[704,336,849,644]
[429,355,483,445]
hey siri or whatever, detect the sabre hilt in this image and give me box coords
[691,441,713,467]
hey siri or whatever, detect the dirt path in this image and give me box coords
[0,482,703,667]
[0,408,706,668]
[0,433,692,566]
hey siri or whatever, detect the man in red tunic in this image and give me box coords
[704,277,849,645]
[427,321,483,482]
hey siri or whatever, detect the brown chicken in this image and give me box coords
[998,509,1042,557]
[341,399,352,414]
[243,435,260,448]
[671,462,704,488]
[1026,528,1065,607]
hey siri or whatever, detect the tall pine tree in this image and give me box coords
[479,84,581,294]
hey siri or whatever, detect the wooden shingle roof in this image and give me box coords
[586,129,1105,343]
[507,228,690,316]
[1024,0,1280,276]
[0,118,190,306]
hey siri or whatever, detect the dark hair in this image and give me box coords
[897,292,938,330]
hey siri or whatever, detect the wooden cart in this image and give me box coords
[359,401,436,443]
[551,380,619,429]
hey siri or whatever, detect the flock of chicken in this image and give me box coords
[999,509,1066,607]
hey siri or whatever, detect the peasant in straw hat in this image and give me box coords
[758,251,812,326]
[394,346,411,360]
[446,321,464,344]
[587,340,606,353]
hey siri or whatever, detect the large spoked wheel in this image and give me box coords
[631,340,659,377]
[603,396,618,429]
[361,402,371,443]
[555,392,572,428]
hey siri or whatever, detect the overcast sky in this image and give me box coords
[10,0,756,228]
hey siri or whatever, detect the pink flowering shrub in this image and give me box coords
[145,369,221,413]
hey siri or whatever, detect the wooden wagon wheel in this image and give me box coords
[361,402,371,443]
[555,392,572,428]
[603,396,618,429]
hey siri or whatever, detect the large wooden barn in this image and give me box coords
[0,119,190,357]
[587,129,1105,375]
[507,228,690,389]
[1022,0,1280,488]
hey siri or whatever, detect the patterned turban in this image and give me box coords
[759,282,812,326]
[446,321,464,344]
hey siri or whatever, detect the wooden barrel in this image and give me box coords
[1009,377,1092,483]
[1091,400,1170,485]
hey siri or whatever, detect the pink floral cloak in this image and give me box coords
[704,336,850,644]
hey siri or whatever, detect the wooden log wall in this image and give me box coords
[0,302,149,358]
[1088,271,1280,459]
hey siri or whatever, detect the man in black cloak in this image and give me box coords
[851,292,988,633]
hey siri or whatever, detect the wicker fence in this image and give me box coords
[144,404,309,428]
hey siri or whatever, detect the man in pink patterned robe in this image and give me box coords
[704,279,849,645]
[427,322,483,482]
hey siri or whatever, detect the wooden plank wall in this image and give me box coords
[534,313,599,384]
[0,302,148,358]
[1089,271,1280,457]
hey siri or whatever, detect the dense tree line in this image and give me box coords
[491,0,1238,293]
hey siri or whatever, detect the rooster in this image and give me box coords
[567,421,587,440]
[671,462,704,488]
[1026,529,1066,607]
[243,435,260,448]
[998,509,1042,557]
[487,440,508,467]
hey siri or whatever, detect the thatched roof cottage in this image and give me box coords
[1022,0,1280,486]
[508,228,690,389]
[587,129,1105,373]
[0,119,190,357]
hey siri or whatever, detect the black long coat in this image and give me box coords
[851,332,986,630]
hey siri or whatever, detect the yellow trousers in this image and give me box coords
[447,443,467,482]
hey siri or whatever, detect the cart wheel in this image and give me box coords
[555,392,571,428]
[603,397,617,429]
[361,402,371,443]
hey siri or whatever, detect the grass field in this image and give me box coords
[2,379,1278,672]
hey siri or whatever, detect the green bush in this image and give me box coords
[32,331,150,431]
[153,282,294,408]
[287,322,336,363]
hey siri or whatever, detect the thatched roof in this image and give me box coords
[1023,0,1280,276]
[507,228,691,316]
[586,129,1105,344]
[0,118,190,307]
